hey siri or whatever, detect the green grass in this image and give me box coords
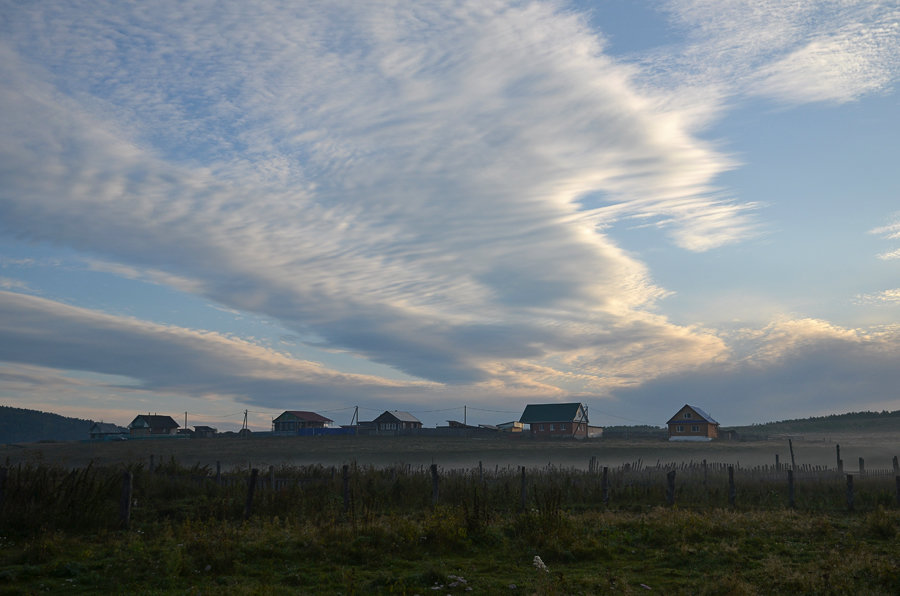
[0,460,899,593]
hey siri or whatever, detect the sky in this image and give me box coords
[1,0,899,432]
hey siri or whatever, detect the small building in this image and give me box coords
[667,405,719,441]
[89,422,128,440]
[496,421,524,433]
[519,403,590,439]
[193,425,218,439]
[371,410,422,432]
[272,411,334,433]
[128,414,179,437]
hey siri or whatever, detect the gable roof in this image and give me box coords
[275,410,333,424]
[374,410,421,423]
[129,414,179,429]
[519,403,587,424]
[667,404,719,425]
[90,422,127,433]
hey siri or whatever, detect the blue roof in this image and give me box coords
[667,405,718,425]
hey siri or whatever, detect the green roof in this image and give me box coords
[519,403,587,424]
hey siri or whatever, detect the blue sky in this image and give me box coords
[1,0,899,431]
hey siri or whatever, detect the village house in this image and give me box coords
[192,425,218,439]
[370,410,422,433]
[128,414,179,437]
[89,422,128,440]
[272,411,333,433]
[667,404,719,441]
[519,403,590,439]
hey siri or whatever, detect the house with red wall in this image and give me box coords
[519,403,589,439]
[667,405,719,441]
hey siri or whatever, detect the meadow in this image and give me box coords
[1,434,898,594]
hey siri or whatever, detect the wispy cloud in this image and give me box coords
[655,0,900,104]
[0,1,748,392]
[856,289,900,304]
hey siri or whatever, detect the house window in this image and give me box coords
[691,425,700,432]
[676,425,684,432]
[560,423,568,431]
[538,424,544,431]
[550,424,555,431]
[684,412,691,419]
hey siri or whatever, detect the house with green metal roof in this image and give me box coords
[519,403,589,439]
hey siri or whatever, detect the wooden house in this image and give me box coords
[272,411,333,433]
[371,410,422,432]
[89,422,127,440]
[519,403,589,439]
[128,414,179,437]
[667,405,719,441]
[192,425,217,439]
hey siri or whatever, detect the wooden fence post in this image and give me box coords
[835,444,840,471]
[858,458,865,475]
[601,466,609,506]
[728,466,736,507]
[775,454,780,472]
[666,470,676,506]
[342,464,350,515]
[430,464,439,506]
[838,458,843,473]
[788,439,796,472]
[149,455,155,473]
[896,476,900,507]
[119,471,133,530]
[244,468,259,520]
[0,467,6,508]
[893,456,899,475]
[846,474,854,511]
[787,470,795,509]
[519,466,527,512]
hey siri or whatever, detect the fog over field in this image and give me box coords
[2,433,896,472]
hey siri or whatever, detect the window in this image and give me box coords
[684,412,692,419]
[550,424,555,431]
[691,425,700,432]
[675,425,684,432]
[538,424,545,431]
[560,423,568,431]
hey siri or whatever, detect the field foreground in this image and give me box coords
[1,445,899,594]
[1,507,897,594]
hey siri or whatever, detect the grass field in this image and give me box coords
[2,431,897,472]
[1,434,898,594]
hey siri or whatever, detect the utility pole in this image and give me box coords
[464,405,467,426]
[242,410,248,431]
[184,411,188,430]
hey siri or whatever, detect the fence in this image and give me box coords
[2,450,898,534]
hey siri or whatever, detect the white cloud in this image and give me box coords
[656,0,900,104]
[0,1,749,393]
[856,289,900,304]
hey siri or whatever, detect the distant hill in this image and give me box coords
[0,406,94,444]
[724,410,900,437]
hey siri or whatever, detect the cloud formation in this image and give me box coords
[0,1,898,423]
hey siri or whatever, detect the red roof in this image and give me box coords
[278,410,333,423]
